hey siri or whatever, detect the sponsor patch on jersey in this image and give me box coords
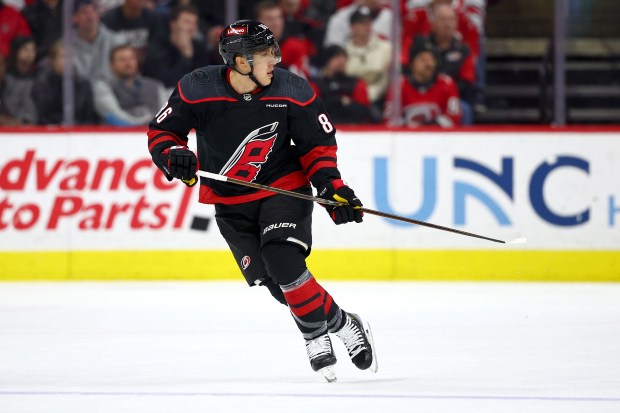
[266,103,287,108]
[241,255,251,270]
[226,26,247,36]
[263,222,297,235]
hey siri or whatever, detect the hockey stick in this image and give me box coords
[196,170,506,244]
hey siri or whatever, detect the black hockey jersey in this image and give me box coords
[147,66,342,204]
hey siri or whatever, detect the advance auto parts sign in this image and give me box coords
[3,130,620,252]
[0,133,224,251]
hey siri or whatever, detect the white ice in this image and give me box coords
[1,282,619,413]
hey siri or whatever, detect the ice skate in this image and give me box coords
[333,312,378,373]
[305,333,337,382]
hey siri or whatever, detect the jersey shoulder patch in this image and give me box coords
[266,68,316,106]
[178,65,231,104]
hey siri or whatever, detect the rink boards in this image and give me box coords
[1,128,619,281]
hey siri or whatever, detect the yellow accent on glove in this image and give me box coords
[333,194,361,208]
[181,176,198,187]
[333,194,348,203]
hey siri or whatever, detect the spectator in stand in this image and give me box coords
[22,0,62,62]
[73,0,123,82]
[0,1,32,58]
[324,0,392,47]
[304,0,338,23]
[0,53,24,126]
[101,0,159,62]
[254,0,315,79]
[384,38,461,127]
[310,45,370,124]
[144,1,257,65]
[2,36,37,124]
[453,0,485,62]
[401,0,485,61]
[344,6,391,109]
[143,4,208,90]
[279,0,325,52]
[32,41,99,125]
[406,3,475,124]
[164,0,254,27]
[93,44,167,126]
[401,0,486,112]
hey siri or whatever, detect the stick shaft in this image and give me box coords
[357,209,505,243]
[198,170,341,206]
[196,171,505,244]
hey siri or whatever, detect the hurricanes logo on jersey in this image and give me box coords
[403,103,441,127]
[220,122,278,182]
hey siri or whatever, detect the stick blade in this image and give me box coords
[508,237,528,244]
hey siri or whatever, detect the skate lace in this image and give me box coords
[335,317,367,357]
[306,335,332,360]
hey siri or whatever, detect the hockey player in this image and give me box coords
[147,20,377,382]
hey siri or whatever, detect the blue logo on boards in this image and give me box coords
[373,155,591,228]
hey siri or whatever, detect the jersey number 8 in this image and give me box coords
[318,114,333,133]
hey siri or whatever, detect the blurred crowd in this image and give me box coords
[0,0,486,128]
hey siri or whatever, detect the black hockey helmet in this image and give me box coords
[219,20,282,67]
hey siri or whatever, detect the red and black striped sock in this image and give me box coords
[281,270,342,339]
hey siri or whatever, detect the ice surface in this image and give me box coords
[1,282,619,413]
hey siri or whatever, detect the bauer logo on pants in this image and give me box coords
[263,222,297,235]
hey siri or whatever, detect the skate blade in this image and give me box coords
[363,321,379,373]
[318,365,337,383]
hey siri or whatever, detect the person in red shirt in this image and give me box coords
[0,0,32,58]
[401,0,484,63]
[384,38,461,127]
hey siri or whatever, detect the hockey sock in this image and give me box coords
[280,270,342,339]
[261,241,343,339]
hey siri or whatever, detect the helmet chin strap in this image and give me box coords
[232,65,266,89]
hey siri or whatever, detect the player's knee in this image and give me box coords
[260,240,307,285]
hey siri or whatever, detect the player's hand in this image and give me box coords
[164,146,198,185]
[318,179,363,225]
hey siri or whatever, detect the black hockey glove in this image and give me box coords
[162,146,198,187]
[318,179,363,225]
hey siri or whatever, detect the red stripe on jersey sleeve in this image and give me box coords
[299,145,337,178]
[306,160,337,179]
[299,145,337,170]
[147,130,184,152]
